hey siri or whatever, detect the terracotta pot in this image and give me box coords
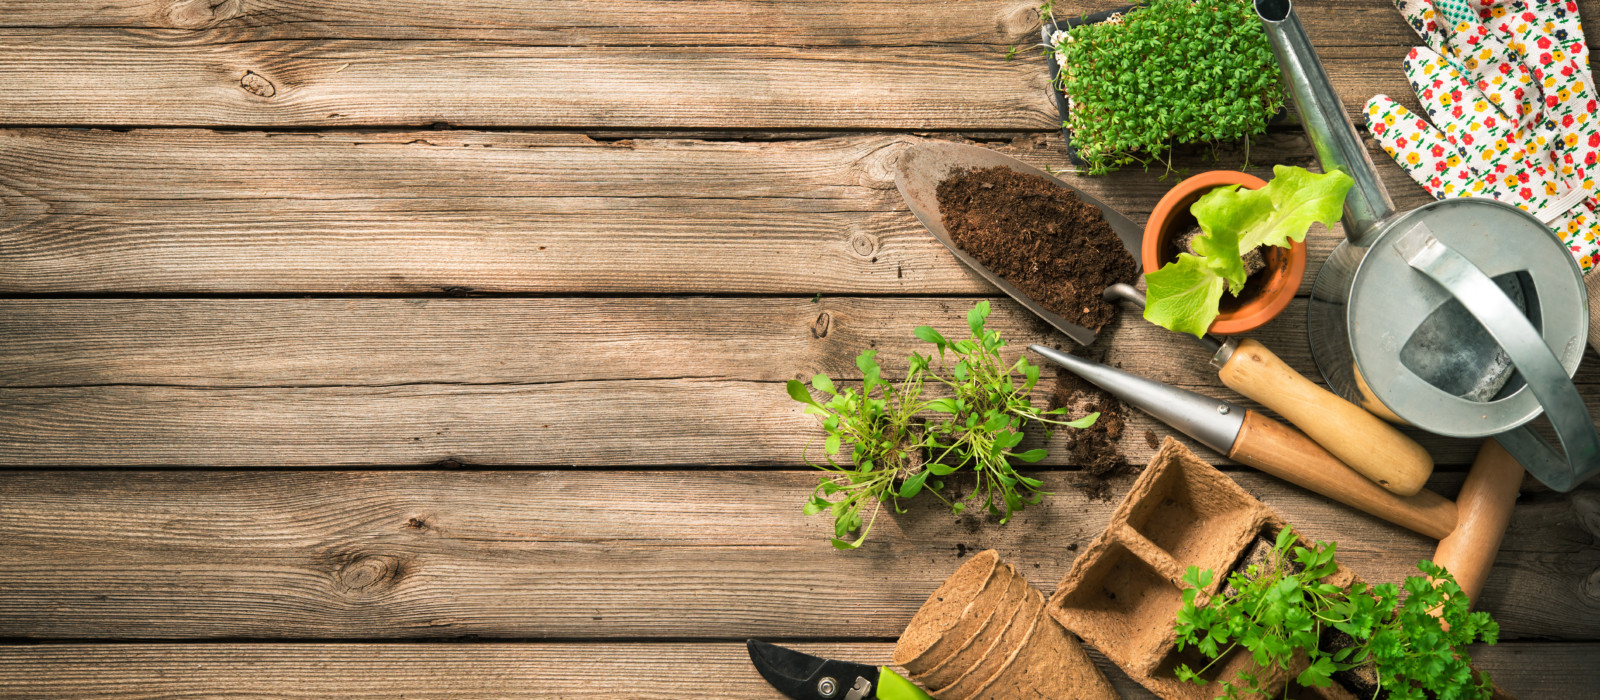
[1142,171,1306,335]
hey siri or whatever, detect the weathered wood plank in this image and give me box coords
[2,0,1593,50]
[0,130,1431,294]
[0,641,1585,699]
[0,33,1058,128]
[0,470,1593,640]
[0,30,1427,127]
[6,293,1594,467]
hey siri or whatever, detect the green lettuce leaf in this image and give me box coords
[1189,165,1353,269]
[1144,253,1228,338]
[1144,165,1352,337]
[1188,187,1256,294]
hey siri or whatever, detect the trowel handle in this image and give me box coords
[1218,338,1434,496]
[1228,410,1458,540]
[1432,439,1524,604]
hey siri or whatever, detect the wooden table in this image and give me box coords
[1,1,1597,697]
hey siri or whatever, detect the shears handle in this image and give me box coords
[876,667,934,700]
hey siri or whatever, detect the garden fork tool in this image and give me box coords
[896,140,1433,495]
[1030,346,1523,605]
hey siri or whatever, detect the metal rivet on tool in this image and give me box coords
[818,677,837,697]
[1217,405,1230,415]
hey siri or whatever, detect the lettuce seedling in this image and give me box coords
[1145,165,1353,337]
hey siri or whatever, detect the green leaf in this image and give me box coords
[1143,253,1227,338]
[899,470,931,498]
[925,398,959,413]
[1189,189,1254,293]
[786,380,819,406]
[811,374,835,395]
[1013,448,1048,462]
[968,300,991,336]
[1238,165,1354,252]
[1065,412,1100,429]
[824,434,841,456]
[914,325,948,347]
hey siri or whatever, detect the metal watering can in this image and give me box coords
[1256,0,1599,491]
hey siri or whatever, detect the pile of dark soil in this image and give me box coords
[935,166,1140,332]
[1051,368,1126,500]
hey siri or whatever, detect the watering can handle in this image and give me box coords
[1396,232,1600,492]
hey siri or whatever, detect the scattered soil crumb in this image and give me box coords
[1051,366,1128,501]
[955,543,970,558]
[1066,543,1079,552]
[1143,430,1159,450]
[936,166,1140,331]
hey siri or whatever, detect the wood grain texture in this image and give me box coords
[0,130,1433,294]
[3,0,1597,47]
[8,295,1598,467]
[0,30,1428,128]
[0,470,1594,641]
[0,32,1061,129]
[0,641,1588,699]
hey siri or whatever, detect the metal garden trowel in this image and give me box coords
[893,140,1434,495]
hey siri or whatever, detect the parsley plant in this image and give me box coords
[1173,528,1499,699]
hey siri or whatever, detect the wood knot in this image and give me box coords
[334,554,410,594]
[240,71,277,98]
[811,312,832,339]
[1573,492,1600,539]
[848,233,877,258]
[1583,567,1600,608]
[165,0,242,28]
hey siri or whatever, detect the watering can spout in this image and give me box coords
[1256,0,1393,246]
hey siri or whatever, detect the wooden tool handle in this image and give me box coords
[1228,411,1458,540]
[1433,439,1524,604]
[1218,338,1434,496]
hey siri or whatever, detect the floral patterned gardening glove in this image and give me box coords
[1365,0,1600,351]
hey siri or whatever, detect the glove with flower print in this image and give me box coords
[1365,0,1599,261]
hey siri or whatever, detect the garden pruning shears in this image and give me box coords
[747,640,933,700]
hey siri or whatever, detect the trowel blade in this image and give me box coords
[893,140,1143,347]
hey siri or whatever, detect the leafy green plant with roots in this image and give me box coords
[917,301,1097,524]
[787,301,1097,549]
[787,348,943,549]
[1173,528,1499,699]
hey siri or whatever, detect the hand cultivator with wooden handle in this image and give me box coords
[1030,346,1523,605]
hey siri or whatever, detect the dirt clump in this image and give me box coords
[1051,369,1127,501]
[936,166,1140,332]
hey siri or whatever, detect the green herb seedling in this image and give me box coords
[787,349,940,550]
[1144,165,1353,337]
[787,302,1099,548]
[1173,528,1499,699]
[917,301,1098,524]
